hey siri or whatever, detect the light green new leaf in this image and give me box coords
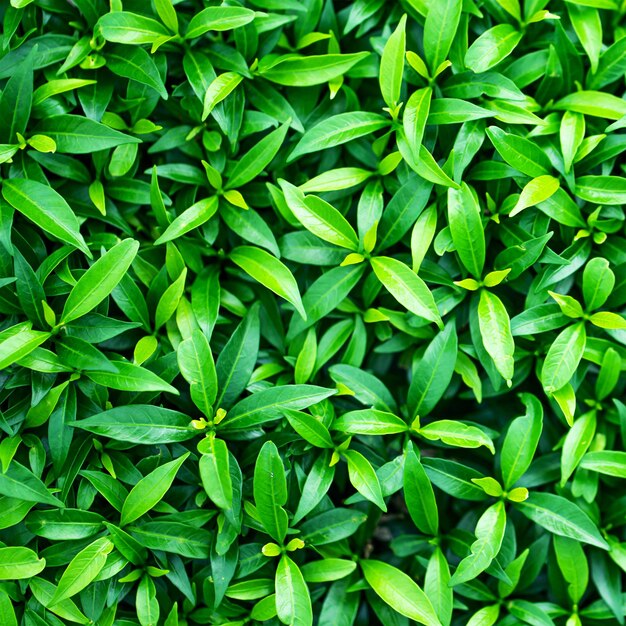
[0,547,45,580]
[419,420,495,453]
[0,323,50,370]
[202,72,244,121]
[333,409,407,435]
[120,453,190,526]
[371,256,442,328]
[2,178,90,256]
[230,246,306,319]
[52,537,114,603]
[510,175,560,217]
[447,182,485,278]
[449,501,506,585]
[379,14,406,108]
[361,559,441,626]
[478,290,515,385]
[61,239,139,324]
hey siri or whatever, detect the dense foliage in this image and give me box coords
[1,0,626,624]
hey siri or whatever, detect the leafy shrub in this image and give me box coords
[1,0,626,625]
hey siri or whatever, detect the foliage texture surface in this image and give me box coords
[1,0,626,625]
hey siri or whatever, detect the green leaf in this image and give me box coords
[418,420,495,453]
[361,560,440,626]
[34,114,140,153]
[516,492,609,549]
[477,290,515,385]
[333,409,407,435]
[554,91,626,120]
[72,404,198,445]
[0,47,34,143]
[52,537,114,603]
[583,258,614,311]
[465,24,522,73]
[120,453,190,526]
[227,120,290,188]
[154,196,219,244]
[230,245,306,319]
[447,182,485,278]
[285,409,335,447]
[0,547,45,580]
[61,238,139,324]
[104,45,168,99]
[576,175,626,205]
[275,555,313,626]
[0,461,64,507]
[500,393,543,489]
[199,436,233,510]
[541,322,586,393]
[343,449,387,511]
[449,501,506,585]
[553,535,588,604]
[185,6,256,38]
[280,180,359,250]
[2,178,90,256]
[379,14,406,108]
[0,323,50,370]
[254,441,288,542]
[98,11,171,44]
[486,126,551,177]
[221,384,335,430]
[423,0,462,72]
[177,328,217,415]
[216,303,260,408]
[371,256,442,328]
[202,71,244,120]
[580,450,626,478]
[259,53,369,86]
[288,113,388,162]
[403,88,432,157]
[404,445,439,536]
